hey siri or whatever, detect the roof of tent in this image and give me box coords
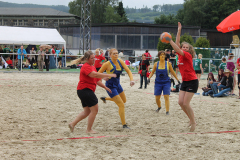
[0,26,66,45]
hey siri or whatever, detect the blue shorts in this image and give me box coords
[154,81,171,95]
[107,83,123,98]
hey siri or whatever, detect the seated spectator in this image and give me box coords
[0,57,4,68]
[202,72,216,96]
[6,57,13,69]
[210,69,233,97]
[209,69,225,93]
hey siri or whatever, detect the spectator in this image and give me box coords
[37,46,45,71]
[222,53,228,60]
[219,57,227,71]
[105,48,109,61]
[94,49,105,72]
[45,48,50,71]
[175,54,179,74]
[3,45,10,59]
[227,53,236,95]
[0,57,4,68]
[209,69,225,93]
[29,47,36,70]
[119,50,124,60]
[0,46,3,53]
[202,72,216,96]
[138,54,150,89]
[61,46,66,68]
[203,63,209,72]
[165,49,170,61]
[17,45,27,71]
[6,56,13,69]
[144,50,152,60]
[170,50,176,68]
[236,56,240,99]
[210,69,233,97]
[13,46,18,62]
[194,54,203,81]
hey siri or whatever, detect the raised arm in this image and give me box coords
[170,40,184,56]
[149,62,157,79]
[169,62,179,81]
[176,22,182,48]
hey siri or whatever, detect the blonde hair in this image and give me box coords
[100,49,103,53]
[181,42,195,58]
[95,49,99,53]
[71,51,94,65]
[198,54,202,59]
[109,48,118,55]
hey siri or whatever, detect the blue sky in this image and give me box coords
[1,0,184,8]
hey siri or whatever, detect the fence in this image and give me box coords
[0,52,237,74]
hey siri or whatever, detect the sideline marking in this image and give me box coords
[1,130,239,143]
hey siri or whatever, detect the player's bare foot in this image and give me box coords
[190,123,196,132]
[68,124,74,133]
[86,130,98,134]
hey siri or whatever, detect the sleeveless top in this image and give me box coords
[106,59,123,88]
[155,61,170,84]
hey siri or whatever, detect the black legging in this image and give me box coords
[45,59,49,71]
[140,74,147,88]
[30,58,35,69]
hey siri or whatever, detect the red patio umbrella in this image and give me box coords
[216,10,240,33]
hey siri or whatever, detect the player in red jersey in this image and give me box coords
[168,22,198,132]
[68,51,116,134]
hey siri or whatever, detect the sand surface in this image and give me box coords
[0,72,240,159]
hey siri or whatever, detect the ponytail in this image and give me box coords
[71,50,94,65]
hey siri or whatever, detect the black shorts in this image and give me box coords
[180,79,199,93]
[96,68,100,72]
[238,74,240,89]
[58,57,62,62]
[77,89,98,107]
[195,70,201,74]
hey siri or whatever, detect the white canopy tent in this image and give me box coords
[0,26,66,46]
[0,26,66,70]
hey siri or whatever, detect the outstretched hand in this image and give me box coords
[105,87,112,93]
[178,22,182,30]
[130,81,135,87]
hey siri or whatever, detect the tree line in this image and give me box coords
[155,0,240,29]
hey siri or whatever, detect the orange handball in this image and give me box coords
[160,32,172,44]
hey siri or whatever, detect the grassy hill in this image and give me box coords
[0,1,69,13]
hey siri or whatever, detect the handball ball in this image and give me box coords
[160,32,172,44]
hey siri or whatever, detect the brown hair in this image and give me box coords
[158,50,165,58]
[71,51,94,65]
[222,57,226,61]
[142,54,146,57]
[181,42,195,58]
[229,53,234,59]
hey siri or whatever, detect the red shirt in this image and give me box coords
[237,58,240,74]
[94,55,105,68]
[77,63,100,92]
[52,49,56,54]
[177,50,197,81]
[144,52,152,60]
[6,59,12,65]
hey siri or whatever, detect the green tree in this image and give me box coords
[104,6,121,23]
[68,0,119,23]
[180,33,194,45]
[117,2,128,22]
[194,37,211,68]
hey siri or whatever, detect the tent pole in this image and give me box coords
[21,53,22,72]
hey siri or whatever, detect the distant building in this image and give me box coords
[0,8,80,28]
